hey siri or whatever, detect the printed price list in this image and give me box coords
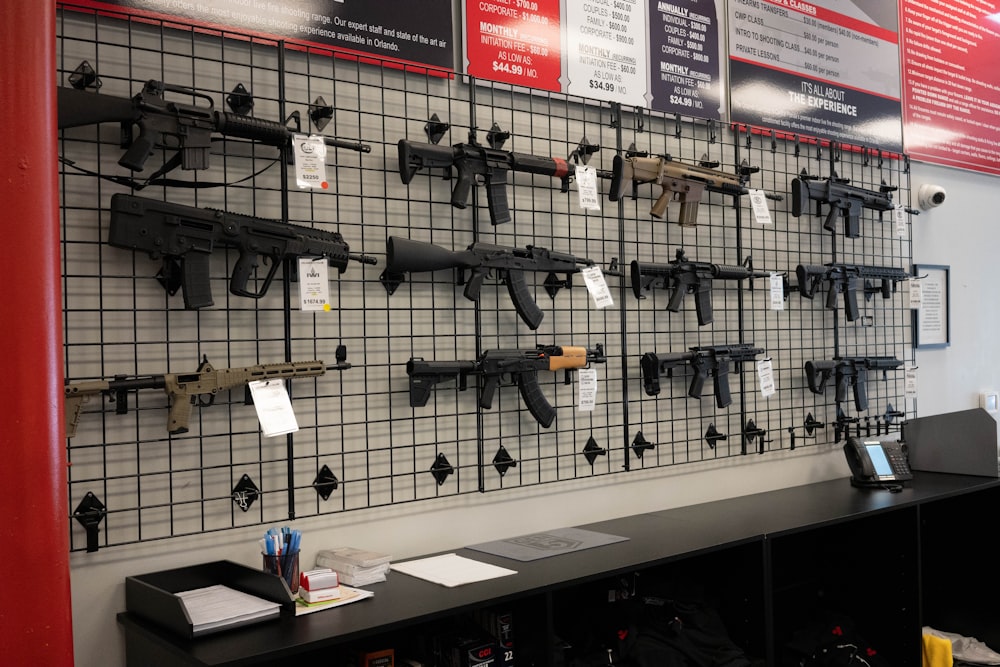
[649,0,722,118]
[728,0,897,97]
[465,0,562,92]
[566,0,647,106]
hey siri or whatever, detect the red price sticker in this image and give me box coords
[465,0,562,92]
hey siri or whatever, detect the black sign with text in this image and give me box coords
[79,0,454,70]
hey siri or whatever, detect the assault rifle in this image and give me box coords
[397,132,616,225]
[381,236,613,330]
[109,194,375,309]
[58,80,369,175]
[609,151,780,225]
[65,355,333,436]
[631,248,773,325]
[804,356,904,411]
[406,344,606,428]
[795,263,908,322]
[640,344,764,408]
[790,170,915,238]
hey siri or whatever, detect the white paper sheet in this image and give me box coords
[389,553,517,588]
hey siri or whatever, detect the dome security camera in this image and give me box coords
[917,184,946,210]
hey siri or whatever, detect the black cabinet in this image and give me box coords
[118,472,1000,666]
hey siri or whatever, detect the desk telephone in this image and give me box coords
[844,437,912,490]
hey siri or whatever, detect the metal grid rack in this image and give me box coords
[56,4,915,551]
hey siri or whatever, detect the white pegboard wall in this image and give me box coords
[57,4,915,551]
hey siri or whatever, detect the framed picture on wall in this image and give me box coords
[912,264,950,348]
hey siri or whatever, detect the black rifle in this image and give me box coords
[804,356,903,412]
[795,263,908,322]
[640,344,764,408]
[791,171,907,238]
[609,152,781,225]
[58,80,369,174]
[381,236,609,330]
[406,344,606,428]
[631,248,772,325]
[397,134,615,225]
[109,194,375,309]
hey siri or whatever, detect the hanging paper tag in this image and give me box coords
[576,165,601,211]
[578,368,597,412]
[769,273,784,311]
[748,189,772,225]
[757,358,775,398]
[905,366,917,399]
[298,257,331,311]
[582,265,613,308]
[894,204,907,237]
[248,379,300,437]
[293,134,328,190]
[909,279,922,309]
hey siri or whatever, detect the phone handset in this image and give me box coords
[844,436,913,491]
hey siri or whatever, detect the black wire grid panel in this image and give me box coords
[56,4,915,551]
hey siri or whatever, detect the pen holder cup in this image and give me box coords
[262,551,300,594]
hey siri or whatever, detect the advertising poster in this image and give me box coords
[564,0,648,106]
[728,0,903,151]
[900,0,1000,175]
[648,0,725,119]
[67,0,455,70]
[464,0,563,92]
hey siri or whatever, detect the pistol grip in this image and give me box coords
[650,188,671,219]
[480,375,500,410]
[230,250,275,300]
[451,162,475,209]
[167,394,193,434]
[688,367,707,400]
[463,268,487,302]
[119,127,158,171]
[823,203,840,234]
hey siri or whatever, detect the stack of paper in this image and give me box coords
[176,584,281,634]
[294,584,374,616]
[316,547,392,586]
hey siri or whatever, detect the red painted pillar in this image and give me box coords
[0,2,75,665]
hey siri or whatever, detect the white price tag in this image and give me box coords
[298,257,331,311]
[293,134,328,190]
[576,165,601,211]
[905,366,917,399]
[248,379,300,438]
[582,265,613,308]
[757,358,776,398]
[578,367,597,412]
[769,272,784,311]
[748,189,773,225]
[909,278,922,309]
[894,204,907,237]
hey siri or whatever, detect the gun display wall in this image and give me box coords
[56,4,915,552]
